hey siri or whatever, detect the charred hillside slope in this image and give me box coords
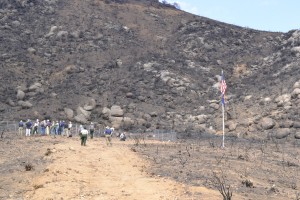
[0,0,300,139]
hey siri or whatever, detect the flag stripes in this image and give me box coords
[220,71,227,105]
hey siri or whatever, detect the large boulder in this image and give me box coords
[102,107,111,119]
[110,117,123,129]
[74,114,88,124]
[194,124,206,133]
[28,82,42,91]
[196,114,208,124]
[293,121,300,128]
[260,117,275,130]
[279,120,294,128]
[123,117,134,128]
[136,118,147,127]
[45,25,58,37]
[83,98,96,111]
[209,103,220,110]
[18,101,32,109]
[76,106,91,119]
[291,88,300,99]
[274,128,293,139]
[57,31,68,39]
[110,105,124,117]
[226,121,237,131]
[295,131,300,139]
[7,99,15,107]
[293,81,300,89]
[16,90,25,100]
[274,94,291,107]
[64,108,74,119]
[149,112,158,117]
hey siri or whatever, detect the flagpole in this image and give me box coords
[222,100,225,148]
[220,70,226,148]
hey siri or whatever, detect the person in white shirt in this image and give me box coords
[66,121,72,137]
[32,119,39,135]
[120,132,126,141]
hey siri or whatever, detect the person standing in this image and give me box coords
[80,126,88,146]
[25,119,32,137]
[89,122,95,139]
[18,120,24,136]
[66,121,72,137]
[32,119,39,135]
[46,120,51,135]
[120,132,127,141]
[104,126,112,146]
[54,121,59,135]
[60,120,65,136]
[40,120,46,136]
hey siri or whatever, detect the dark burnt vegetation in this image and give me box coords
[133,136,300,199]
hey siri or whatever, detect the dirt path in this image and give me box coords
[24,137,221,200]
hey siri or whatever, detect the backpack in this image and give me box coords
[26,121,32,128]
[105,129,112,135]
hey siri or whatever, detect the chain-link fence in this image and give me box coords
[0,121,17,133]
[0,121,177,142]
[128,129,177,142]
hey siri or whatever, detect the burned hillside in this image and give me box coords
[0,0,300,139]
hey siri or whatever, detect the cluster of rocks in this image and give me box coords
[213,79,300,140]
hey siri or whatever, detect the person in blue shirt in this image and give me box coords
[104,126,113,146]
[25,119,32,136]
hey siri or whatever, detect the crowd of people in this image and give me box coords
[17,119,127,146]
[18,119,73,137]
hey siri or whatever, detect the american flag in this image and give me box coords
[220,71,227,105]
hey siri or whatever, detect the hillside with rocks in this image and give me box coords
[0,0,300,139]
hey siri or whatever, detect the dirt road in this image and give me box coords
[22,137,220,200]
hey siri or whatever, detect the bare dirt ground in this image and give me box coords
[1,132,300,200]
[0,133,221,200]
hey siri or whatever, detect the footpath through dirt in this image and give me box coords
[19,137,220,200]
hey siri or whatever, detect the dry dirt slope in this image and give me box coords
[6,137,226,200]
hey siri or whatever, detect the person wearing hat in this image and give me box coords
[46,120,51,135]
[18,120,24,136]
[32,119,39,136]
[40,120,46,136]
[25,119,32,136]
[89,122,95,139]
[104,126,112,146]
[80,126,89,146]
[66,121,72,137]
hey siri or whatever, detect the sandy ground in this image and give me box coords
[16,137,222,200]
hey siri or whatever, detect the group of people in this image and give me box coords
[18,119,127,146]
[18,119,73,137]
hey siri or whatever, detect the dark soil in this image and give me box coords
[134,135,300,200]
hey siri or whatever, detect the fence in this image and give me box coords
[0,121,177,142]
[0,121,17,133]
[128,129,177,142]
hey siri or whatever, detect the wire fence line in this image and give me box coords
[0,121,178,142]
